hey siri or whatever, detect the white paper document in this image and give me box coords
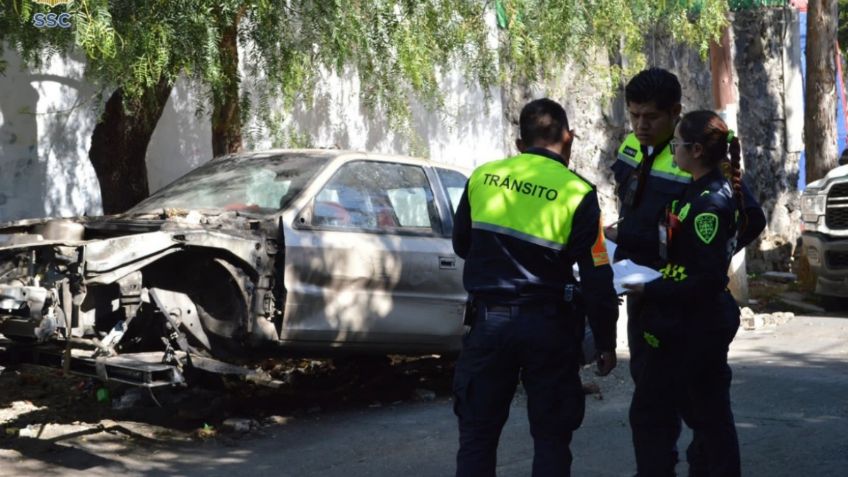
[572,240,660,294]
[612,259,662,295]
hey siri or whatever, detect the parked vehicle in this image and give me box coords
[0,150,470,384]
[800,158,848,300]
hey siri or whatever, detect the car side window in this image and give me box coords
[436,168,468,213]
[312,161,440,234]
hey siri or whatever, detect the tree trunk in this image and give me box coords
[805,0,839,184]
[88,79,172,214]
[211,15,243,157]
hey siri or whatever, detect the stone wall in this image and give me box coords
[620,10,804,273]
[733,9,803,272]
[497,55,625,220]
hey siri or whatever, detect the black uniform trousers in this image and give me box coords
[627,293,684,465]
[626,293,649,381]
[453,300,584,477]
[629,321,741,477]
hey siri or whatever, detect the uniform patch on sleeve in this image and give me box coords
[622,146,638,157]
[591,219,610,266]
[694,213,719,244]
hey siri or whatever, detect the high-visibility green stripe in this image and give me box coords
[617,152,639,167]
[650,169,691,183]
[472,222,565,250]
[617,132,691,182]
[652,148,691,180]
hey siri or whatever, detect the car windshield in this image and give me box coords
[130,152,329,215]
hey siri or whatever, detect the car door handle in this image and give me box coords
[439,256,456,269]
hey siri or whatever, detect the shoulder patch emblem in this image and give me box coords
[694,213,719,244]
[678,203,691,222]
[623,146,638,158]
[591,219,610,266]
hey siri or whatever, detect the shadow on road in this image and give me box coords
[2,319,847,476]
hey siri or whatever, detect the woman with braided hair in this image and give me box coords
[624,110,763,477]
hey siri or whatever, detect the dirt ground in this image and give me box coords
[0,354,461,443]
[1,276,846,476]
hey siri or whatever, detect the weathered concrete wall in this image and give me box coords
[0,52,102,222]
[732,9,803,272]
[497,57,626,220]
[241,67,508,169]
[2,57,508,218]
[144,77,213,192]
[635,11,804,273]
[526,38,716,222]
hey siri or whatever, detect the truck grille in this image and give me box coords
[826,251,848,270]
[826,182,848,230]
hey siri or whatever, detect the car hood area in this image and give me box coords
[0,210,268,265]
[806,164,848,192]
[0,210,275,351]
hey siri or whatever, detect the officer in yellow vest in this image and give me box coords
[606,68,688,387]
[452,98,618,477]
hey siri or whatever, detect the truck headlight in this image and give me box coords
[801,193,827,218]
[807,247,821,266]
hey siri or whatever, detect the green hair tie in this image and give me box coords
[727,129,736,143]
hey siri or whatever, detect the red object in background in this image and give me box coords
[791,0,808,12]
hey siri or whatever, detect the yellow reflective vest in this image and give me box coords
[616,133,691,184]
[468,153,593,250]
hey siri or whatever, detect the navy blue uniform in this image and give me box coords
[612,136,766,475]
[610,143,765,269]
[630,168,746,477]
[611,141,765,376]
[452,147,618,477]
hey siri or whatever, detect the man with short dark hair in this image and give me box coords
[607,67,766,475]
[607,67,687,380]
[452,98,618,477]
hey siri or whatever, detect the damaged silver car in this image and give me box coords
[0,150,469,386]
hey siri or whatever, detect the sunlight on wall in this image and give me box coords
[145,77,213,192]
[0,51,101,223]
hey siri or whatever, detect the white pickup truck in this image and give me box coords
[800,162,848,299]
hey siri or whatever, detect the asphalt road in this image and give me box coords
[1,314,847,476]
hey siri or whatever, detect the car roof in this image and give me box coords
[217,149,471,174]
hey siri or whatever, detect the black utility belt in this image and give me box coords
[477,301,566,316]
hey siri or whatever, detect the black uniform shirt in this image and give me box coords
[611,143,767,267]
[644,168,744,331]
[452,148,618,351]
